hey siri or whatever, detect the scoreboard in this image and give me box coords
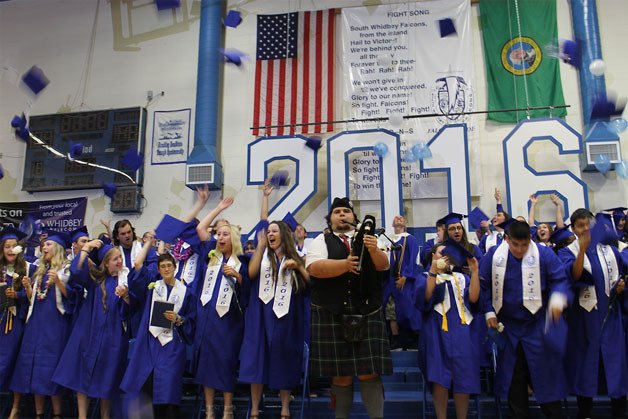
[22,107,147,193]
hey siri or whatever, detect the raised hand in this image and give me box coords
[529,194,538,205]
[218,197,234,211]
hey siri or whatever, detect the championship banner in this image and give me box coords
[0,197,88,246]
[341,0,480,200]
[151,109,191,165]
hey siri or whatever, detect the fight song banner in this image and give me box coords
[341,0,482,200]
[0,197,87,245]
[151,109,191,165]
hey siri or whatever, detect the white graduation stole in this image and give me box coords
[486,231,501,251]
[568,239,619,312]
[4,265,17,317]
[116,267,129,288]
[200,263,221,306]
[272,264,293,318]
[177,253,199,285]
[26,264,70,323]
[259,250,277,304]
[492,241,541,315]
[215,255,241,317]
[149,279,186,346]
[433,272,473,325]
[119,241,143,268]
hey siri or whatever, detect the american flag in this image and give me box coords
[253,9,335,136]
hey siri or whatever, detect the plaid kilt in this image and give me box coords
[310,304,392,377]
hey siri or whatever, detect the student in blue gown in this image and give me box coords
[10,230,76,418]
[479,220,571,418]
[478,188,509,254]
[383,215,421,349]
[240,220,309,419]
[419,219,445,268]
[441,213,483,262]
[193,218,249,419]
[558,209,627,418]
[52,239,131,419]
[121,240,197,418]
[0,227,35,419]
[416,240,480,419]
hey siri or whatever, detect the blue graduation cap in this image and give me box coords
[305,136,323,150]
[69,226,89,243]
[21,65,50,95]
[16,127,30,142]
[43,229,72,249]
[437,212,466,227]
[103,182,117,199]
[69,142,83,159]
[224,10,242,28]
[591,213,618,246]
[441,238,474,267]
[89,244,115,266]
[604,207,627,225]
[155,214,186,244]
[496,203,505,214]
[469,207,489,230]
[220,48,245,66]
[591,95,626,121]
[0,163,4,180]
[487,327,507,351]
[155,0,180,10]
[269,170,290,187]
[560,39,581,68]
[121,147,144,171]
[438,18,456,37]
[496,218,517,232]
[282,212,299,232]
[0,226,27,242]
[549,225,574,245]
[10,113,27,129]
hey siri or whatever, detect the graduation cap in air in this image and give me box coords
[224,10,242,28]
[441,238,474,267]
[69,142,83,159]
[10,113,27,129]
[269,170,290,187]
[0,226,27,242]
[0,164,4,181]
[282,212,299,232]
[549,225,574,245]
[42,229,72,249]
[103,183,117,199]
[468,207,489,231]
[437,212,466,227]
[590,213,619,247]
[155,0,180,10]
[590,95,626,122]
[496,203,505,214]
[89,244,115,266]
[220,49,245,66]
[15,127,30,142]
[496,218,517,233]
[69,226,89,243]
[438,18,456,37]
[155,214,186,245]
[560,39,581,68]
[21,65,49,95]
[121,147,144,171]
[305,136,323,150]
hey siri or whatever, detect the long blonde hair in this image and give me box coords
[87,247,120,312]
[208,224,243,266]
[33,242,68,283]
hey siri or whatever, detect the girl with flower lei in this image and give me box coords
[0,227,35,419]
[11,231,76,419]
[121,237,197,418]
[193,196,249,419]
[52,239,131,419]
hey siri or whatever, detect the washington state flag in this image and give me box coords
[479,0,566,123]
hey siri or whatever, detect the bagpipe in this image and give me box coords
[343,215,400,274]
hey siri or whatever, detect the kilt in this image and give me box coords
[310,304,392,377]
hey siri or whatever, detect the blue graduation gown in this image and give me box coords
[192,241,249,392]
[11,269,77,396]
[385,234,422,332]
[239,269,307,390]
[558,245,628,398]
[419,238,436,268]
[479,244,572,403]
[0,264,35,391]
[478,232,503,254]
[52,257,130,399]
[416,272,480,394]
[121,267,197,404]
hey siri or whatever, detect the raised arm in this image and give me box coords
[248,229,268,279]
[551,193,565,228]
[196,197,234,242]
[260,179,273,221]
[100,219,112,239]
[134,237,154,271]
[571,231,590,281]
[528,194,538,225]
[182,185,211,223]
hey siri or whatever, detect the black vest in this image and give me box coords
[310,233,384,315]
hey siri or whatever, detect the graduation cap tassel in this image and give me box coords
[441,305,448,332]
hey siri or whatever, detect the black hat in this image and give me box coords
[329,197,354,216]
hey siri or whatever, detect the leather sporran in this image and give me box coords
[340,314,367,342]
